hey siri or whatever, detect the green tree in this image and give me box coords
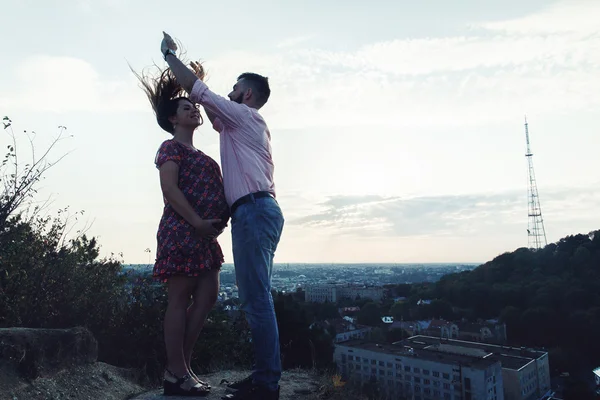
[0,119,255,382]
[386,328,410,343]
[427,226,600,374]
[358,302,382,327]
[389,302,409,321]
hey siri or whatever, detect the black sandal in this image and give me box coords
[163,369,210,397]
[190,370,211,389]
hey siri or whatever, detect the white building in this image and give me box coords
[335,339,504,400]
[335,327,372,343]
[403,336,551,400]
[340,285,384,302]
[304,284,338,303]
[425,320,460,339]
[305,283,384,303]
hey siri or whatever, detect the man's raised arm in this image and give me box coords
[161,32,245,129]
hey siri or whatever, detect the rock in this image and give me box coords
[132,369,321,400]
[0,326,97,380]
[5,362,146,400]
[0,327,353,400]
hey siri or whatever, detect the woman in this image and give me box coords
[134,64,229,396]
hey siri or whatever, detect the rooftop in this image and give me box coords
[494,354,536,370]
[456,322,491,333]
[307,283,383,288]
[402,336,546,371]
[337,340,499,370]
[428,319,455,329]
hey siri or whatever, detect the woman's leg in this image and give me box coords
[164,276,198,378]
[183,269,220,375]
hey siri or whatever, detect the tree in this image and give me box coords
[427,228,600,373]
[499,306,522,339]
[389,302,409,321]
[1,117,70,231]
[367,327,385,342]
[358,302,382,327]
[427,299,454,320]
[0,118,262,382]
[386,328,410,343]
[563,378,595,400]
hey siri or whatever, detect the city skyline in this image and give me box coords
[1,0,600,263]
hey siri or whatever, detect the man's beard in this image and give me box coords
[232,93,243,104]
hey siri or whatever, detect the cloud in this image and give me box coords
[475,0,600,35]
[196,1,600,130]
[276,35,316,49]
[289,185,600,239]
[5,0,599,127]
[293,33,597,76]
[73,0,123,13]
[1,55,147,113]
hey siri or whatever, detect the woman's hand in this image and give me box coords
[190,60,206,81]
[193,218,221,239]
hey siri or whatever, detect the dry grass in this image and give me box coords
[307,370,383,400]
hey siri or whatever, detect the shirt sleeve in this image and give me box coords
[190,79,248,129]
[155,140,182,169]
[212,117,224,133]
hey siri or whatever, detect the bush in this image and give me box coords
[0,118,255,382]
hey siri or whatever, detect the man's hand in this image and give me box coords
[190,60,206,81]
[160,31,197,93]
[161,31,178,58]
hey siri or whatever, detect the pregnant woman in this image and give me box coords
[134,64,229,396]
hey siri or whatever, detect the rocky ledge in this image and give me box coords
[133,369,321,400]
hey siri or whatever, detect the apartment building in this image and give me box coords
[305,283,384,303]
[340,285,385,302]
[305,284,339,303]
[425,320,459,339]
[456,321,508,344]
[391,319,507,344]
[335,340,504,400]
[404,336,551,400]
[335,326,372,343]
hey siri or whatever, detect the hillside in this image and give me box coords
[425,229,600,372]
[0,327,362,400]
[0,327,147,399]
[133,370,322,400]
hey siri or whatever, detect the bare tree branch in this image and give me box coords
[1,119,72,232]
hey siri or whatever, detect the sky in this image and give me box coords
[1,0,599,264]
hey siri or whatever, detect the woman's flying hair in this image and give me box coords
[130,53,206,134]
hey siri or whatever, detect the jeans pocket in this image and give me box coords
[259,211,283,250]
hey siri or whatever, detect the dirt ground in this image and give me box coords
[132,369,322,400]
[2,362,146,400]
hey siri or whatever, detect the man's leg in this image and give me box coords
[232,197,284,392]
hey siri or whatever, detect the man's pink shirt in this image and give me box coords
[190,79,275,207]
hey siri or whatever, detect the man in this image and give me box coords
[160,32,284,400]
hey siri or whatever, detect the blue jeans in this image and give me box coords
[231,195,284,391]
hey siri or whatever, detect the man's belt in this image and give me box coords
[230,191,275,215]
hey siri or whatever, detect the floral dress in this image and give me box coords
[153,139,230,282]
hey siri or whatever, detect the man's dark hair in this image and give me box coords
[238,72,271,108]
